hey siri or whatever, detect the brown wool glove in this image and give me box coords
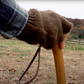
[16,9,73,49]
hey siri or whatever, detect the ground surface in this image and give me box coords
[0,38,84,84]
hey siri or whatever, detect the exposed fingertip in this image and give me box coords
[59,44,65,49]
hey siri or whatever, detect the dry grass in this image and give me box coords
[0,38,84,84]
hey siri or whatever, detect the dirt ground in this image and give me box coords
[0,39,84,84]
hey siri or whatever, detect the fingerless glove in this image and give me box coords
[16,9,73,49]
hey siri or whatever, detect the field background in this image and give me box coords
[0,38,84,84]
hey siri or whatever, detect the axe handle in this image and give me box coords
[52,44,66,84]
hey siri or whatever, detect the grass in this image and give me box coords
[64,43,84,51]
[0,38,84,58]
[0,38,38,57]
[0,38,84,84]
[46,83,54,84]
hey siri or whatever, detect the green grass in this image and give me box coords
[0,38,37,57]
[0,38,84,59]
[64,43,84,51]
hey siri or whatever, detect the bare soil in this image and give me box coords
[0,39,84,84]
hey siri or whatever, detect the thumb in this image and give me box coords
[58,31,71,49]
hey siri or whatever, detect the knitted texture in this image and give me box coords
[17,9,73,49]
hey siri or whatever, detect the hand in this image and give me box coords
[58,28,72,49]
[16,9,73,49]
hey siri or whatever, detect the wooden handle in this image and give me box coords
[52,44,66,84]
